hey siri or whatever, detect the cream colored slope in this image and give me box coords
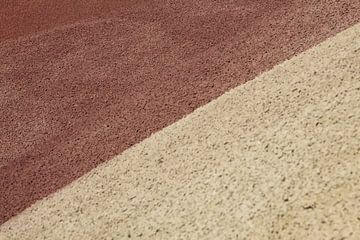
[2,24,360,240]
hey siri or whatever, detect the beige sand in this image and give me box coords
[1,23,360,239]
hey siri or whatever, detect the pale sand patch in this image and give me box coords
[1,23,360,239]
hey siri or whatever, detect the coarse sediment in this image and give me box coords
[1,22,360,240]
[2,1,360,223]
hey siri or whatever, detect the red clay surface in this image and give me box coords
[0,0,142,41]
[1,0,360,224]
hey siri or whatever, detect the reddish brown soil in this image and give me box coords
[0,0,144,41]
[1,0,360,224]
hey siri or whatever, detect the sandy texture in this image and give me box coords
[0,0,143,41]
[1,1,360,224]
[1,23,359,239]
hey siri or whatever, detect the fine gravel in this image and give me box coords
[1,1,360,223]
[1,23,360,240]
